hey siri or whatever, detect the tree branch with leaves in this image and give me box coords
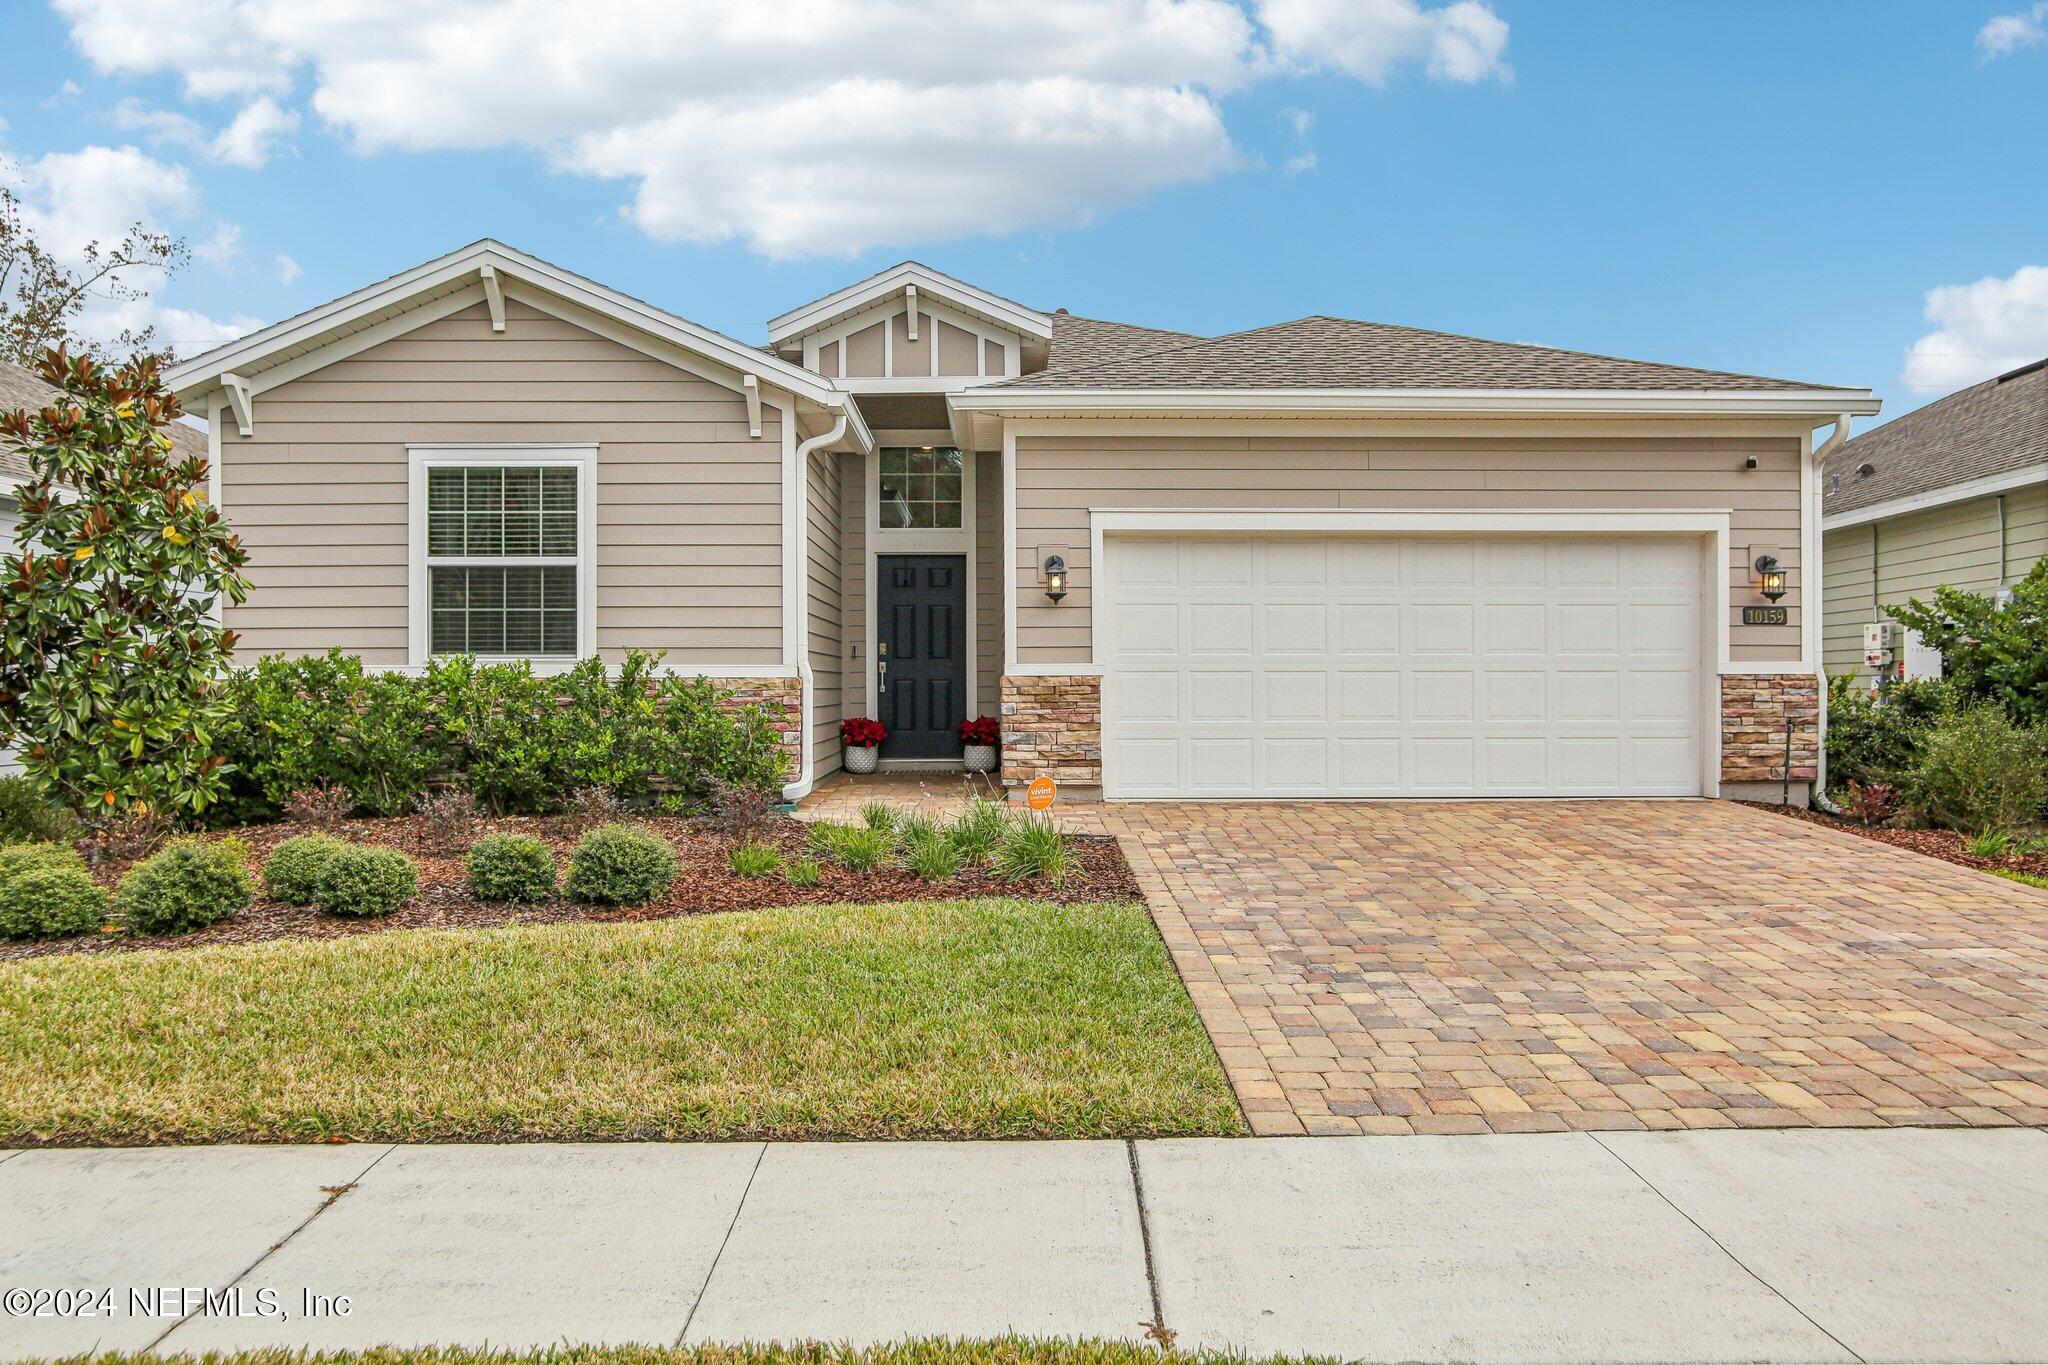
[1,348,249,822]
[0,186,190,368]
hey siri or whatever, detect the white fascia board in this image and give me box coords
[1822,462,2048,531]
[166,238,842,407]
[767,261,1052,345]
[950,387,1884,418]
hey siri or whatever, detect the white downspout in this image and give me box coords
[786,410,850,803]
[1811,412,1854,812]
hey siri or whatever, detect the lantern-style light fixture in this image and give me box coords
[1043,554,1069,604]
[1753,553,1788,603]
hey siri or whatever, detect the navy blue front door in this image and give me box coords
[878,554,967,759]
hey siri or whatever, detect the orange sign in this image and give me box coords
[1026,776,1057,811]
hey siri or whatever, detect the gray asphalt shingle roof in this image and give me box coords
[1823,359,2048,517]
[1002,315,1852,393]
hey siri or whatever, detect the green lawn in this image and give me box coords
[39,1345,1327,1365]
[0,900,1243,1145]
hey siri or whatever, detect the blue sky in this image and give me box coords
[2,0,2044,423]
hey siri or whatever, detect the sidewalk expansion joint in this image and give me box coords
[1589,1133,1866,1365]
[1126,1140,1172,1347]
[674,1141,767,1347]
[149,1142,394,1352]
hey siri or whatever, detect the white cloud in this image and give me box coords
[1902,264,2048,394]
[1283,151,1318,175]
[1978,3,2048,58]
[55,0,1509,258]
[0,142,258,356]
[109,95,298,167]
[274,252,301,283]
[1281,107,1316,138]
[208,96,298,168]
[194,219,241,267]
[1261,0,1511,85]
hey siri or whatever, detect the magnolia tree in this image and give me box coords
[0,348,249,822]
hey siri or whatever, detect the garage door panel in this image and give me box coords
[1263,603,1328,653]
[1188,671,1254,723]
[1336,671,1401,721]
[1337,604,1401,654]
[1102,534,1705,799]
[1188,604,1252,653]
[1264,671,1330,722]
[1483,603,1548,654]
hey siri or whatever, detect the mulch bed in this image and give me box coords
[0,812,1141,962]
[1745,801,2048,880]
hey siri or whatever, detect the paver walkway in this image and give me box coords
[4,1131,2044,1362]
[1096,799,2048,1136]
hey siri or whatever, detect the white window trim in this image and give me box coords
[407,443,599,667]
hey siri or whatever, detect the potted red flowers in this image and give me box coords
[959,716,1000,773]
[841,716,887,773]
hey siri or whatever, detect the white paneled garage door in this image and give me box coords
[1101,535,1706,799]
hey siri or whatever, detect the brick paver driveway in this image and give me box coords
[1099,800,2048,1137]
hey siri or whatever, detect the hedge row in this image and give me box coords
[207,649,784,824]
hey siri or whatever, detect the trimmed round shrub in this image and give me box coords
[116,838,254,935]
[467,833,557,903]
[0,841,88,889]
[0,865,109,939]
[262,834,349,905]
[565,824,678,906]
[313,846,420,918]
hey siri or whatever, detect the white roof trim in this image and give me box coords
[951,387,1883,418]
[165,238,844,408]
[767,261,1052,346]
[1822,461,2048,530]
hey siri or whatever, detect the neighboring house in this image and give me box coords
[1821,358,2047,683]
[163,241,1878,805]
[0,360,209,774]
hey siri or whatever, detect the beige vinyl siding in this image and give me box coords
[839,450,868,720]
[1821,482,2048,679]
[891,311,930,376]
[1012,430,1809,665]
[219,298,783,666]
[807,445,843,777]
[975,450,1002,717]
[844,323,885,377]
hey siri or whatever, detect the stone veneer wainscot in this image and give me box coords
[999,674,1103,790]
[1719,673,1820,785]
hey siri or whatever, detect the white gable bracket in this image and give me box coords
[743,374,762,438]
[479,264,506,333]
[222,373,253,436]
[905,285,918,340]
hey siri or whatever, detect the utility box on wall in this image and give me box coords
[1863,620,1942,684]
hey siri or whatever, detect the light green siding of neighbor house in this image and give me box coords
[1823,481,2048,682]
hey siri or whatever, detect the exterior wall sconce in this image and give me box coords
[1753,553,1788,603]
[1043,554,1068,603]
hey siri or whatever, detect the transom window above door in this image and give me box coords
[878,447,963,529]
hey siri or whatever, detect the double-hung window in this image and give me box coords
[411,446,596,663]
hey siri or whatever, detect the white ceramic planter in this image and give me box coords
[844,745,880,774]
[962,743,998,773]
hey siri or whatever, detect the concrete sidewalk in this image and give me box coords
[2,1129,2044,1364]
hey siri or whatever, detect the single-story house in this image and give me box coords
[1822,358,2047,683]
[161,240,1880,804]
[1,359,206,775]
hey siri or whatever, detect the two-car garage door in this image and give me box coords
[1100,535,1707,799]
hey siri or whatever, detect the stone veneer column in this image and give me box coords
[708,677,804,787]
[1719,673,1819,800]
[1000,674,1103,793]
